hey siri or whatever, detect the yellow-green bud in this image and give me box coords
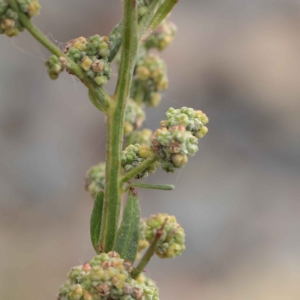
[143,214,186,259]
[85,162,106,199]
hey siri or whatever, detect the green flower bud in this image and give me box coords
[131,53,168,107]
[85,162,106,199]
[58,252,160,300]
[144,19,177,51]
[152,126,199,172]
[64,35,112,86]
[45,55,64,80]
[165,107,209,137]
[143,214,186,259]
[130,129,153,146]
[136,219,149,260]
[122,144,159,179]
[124,99,146,137]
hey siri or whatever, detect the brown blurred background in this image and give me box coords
[1,0,300,299]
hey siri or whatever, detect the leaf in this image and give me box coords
[90,191,104,253]
[114,189,140,263]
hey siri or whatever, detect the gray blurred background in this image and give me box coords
[1,0,300,299]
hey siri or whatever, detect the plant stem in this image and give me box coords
[100,0,138,252]
[129,183,175,191]
[144,0,179,39]
[131,220,167,279]
[8,0,110,111]
[121,154,158,184]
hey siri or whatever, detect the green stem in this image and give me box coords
[9,0,110,111]
[145,0,178,39]
[129,183,175,191]
[121,154,158,183]
[131,219,167,279]
[100,0,138,252]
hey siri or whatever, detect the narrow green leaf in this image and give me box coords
[108,20,123,62]
[114,189,140,263]
[90,191,104,253]
[130,182,175,191]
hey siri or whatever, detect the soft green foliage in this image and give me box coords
[144,213,185,258]
[0,0,210,297]
[121,144,159,179]
[0,0,40,36]
[90,192,104,253]
[64,35,112,86]
[58,252,159,300]
[115,189,141,263]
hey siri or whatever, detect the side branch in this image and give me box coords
[8,0,110,111]
[121,154,158,183]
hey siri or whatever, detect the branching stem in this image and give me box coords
[8,0,111,112]
[121,154,158,183]
[131,219,167,279]
[100,0,138,252]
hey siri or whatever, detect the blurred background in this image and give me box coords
[1,0,300,299]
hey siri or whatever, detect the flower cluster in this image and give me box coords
[136,219,149,260]
[124,99,146,137]
[151,107,209,172]
[143,213,185,259]
[85,162,106,199]
[121,144,159,179]
[130,129,153,146]
[58,251,159,300]
[137,0,152,19]
[165,107,209,138]
[0,0,40,37]
[64,35,112,86]
[144,18,177,51]
[131,53,168,107]
[45,55,64,80]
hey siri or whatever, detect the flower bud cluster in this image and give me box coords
[0,0,40,37]
[45,55,64,80]
[85,162,106,199]
[143,213,185,259]
[64,35,112,86]
[132,53,168,107]
[144,19,177,51]
[151,107,209,172]
[124,99,146,137]
[136,219,149,260]
[137,0,152,19]
[58,251,159,300]
[130,129,153,146]
[136,273,157,290]
[121,144,159,179]
[165,107,209,138]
